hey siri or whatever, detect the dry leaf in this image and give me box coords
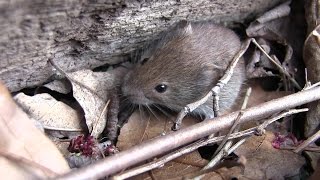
[14,93,83,138]
[245,0,305,86]
[235,131,305,179]
[0,82,69,179]
[43,79,72,94]
[247,82,292,108]
[68,67,127,137]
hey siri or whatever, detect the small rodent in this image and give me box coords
[121,21,245,119]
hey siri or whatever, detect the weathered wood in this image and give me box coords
[0,0,284,91]
[303,0,320,137]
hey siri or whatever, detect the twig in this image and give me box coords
[173,39,252,130]
[227,138,247,155]
[112,131,249,180]
[0,149,58,177]
[294,129,320,153]
[192,139,247,180]
[174,37,301,130]
[195,88,251,179]
[48,59,106,100]
[111,108,307,180]
[43,126,83,132]
[56,86,319,180]
[250,38,302,90]
[212,112,243,157]
[280,146,320,153]
[241,87,252,110]
[208,87,251,166]
[257,108,308,133]
[91,100,110,135]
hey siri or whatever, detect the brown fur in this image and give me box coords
[122,21,245,118]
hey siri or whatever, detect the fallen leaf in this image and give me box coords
[14,93,83,138]
[0,82,70,179]
[247,81,292,108]
[235,131,305,179]
[68,67,127,137]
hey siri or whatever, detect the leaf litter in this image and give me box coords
[2,0,318,179]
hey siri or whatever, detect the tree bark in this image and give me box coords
[0,0,285,91]
[303,0,320,137]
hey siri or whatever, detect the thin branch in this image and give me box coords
[212,112,243,157]
[43,126,83,132]
[250,38,302,90]
[57,86,319,180]
[48,59,106,100]
[294,129,320,153]
[207,87,251,169]
[192,139,247,180]
[196,88,250,179]
[173,39,252,130]
[174,37,302,130]
[91,100,110,135]
[111,108,307,180]
[281,146,320,153]
[241,87,252,110]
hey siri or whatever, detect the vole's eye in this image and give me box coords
[155,84,167,93]
[141,58,149,65]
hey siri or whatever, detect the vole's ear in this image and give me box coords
[176,20,193,35]
[199,64,225,84]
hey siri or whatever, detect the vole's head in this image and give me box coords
[121,52,216,110]
[121,22,241,111]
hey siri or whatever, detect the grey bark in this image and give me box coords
[0,0,285,92]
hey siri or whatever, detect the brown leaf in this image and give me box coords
[235,131,305,179]
[68,67,127,137]
[247,82,292,108]
[0,82,70,179]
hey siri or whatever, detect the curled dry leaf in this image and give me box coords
[246,0,305,84]
[235,131,305,179]
[0,82,69,179]
[14,93,82,138]
[68,67,127,137]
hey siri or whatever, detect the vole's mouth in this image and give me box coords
[126,95,153,105]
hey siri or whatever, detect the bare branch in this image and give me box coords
[173,39,252,129]
[57,86,320,180]
[294,129,320,153]
[250,38,302,90]
[113,108,308,179]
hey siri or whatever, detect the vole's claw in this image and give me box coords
[172,123,181,131]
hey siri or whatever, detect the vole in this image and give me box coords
[121,21,245,119]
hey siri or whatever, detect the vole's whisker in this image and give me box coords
[153,104,173,119]
[146,105,160,121]
[138,105,144,121]
[120,97,129,103]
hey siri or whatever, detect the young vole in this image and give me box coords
[121,21,245,119]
